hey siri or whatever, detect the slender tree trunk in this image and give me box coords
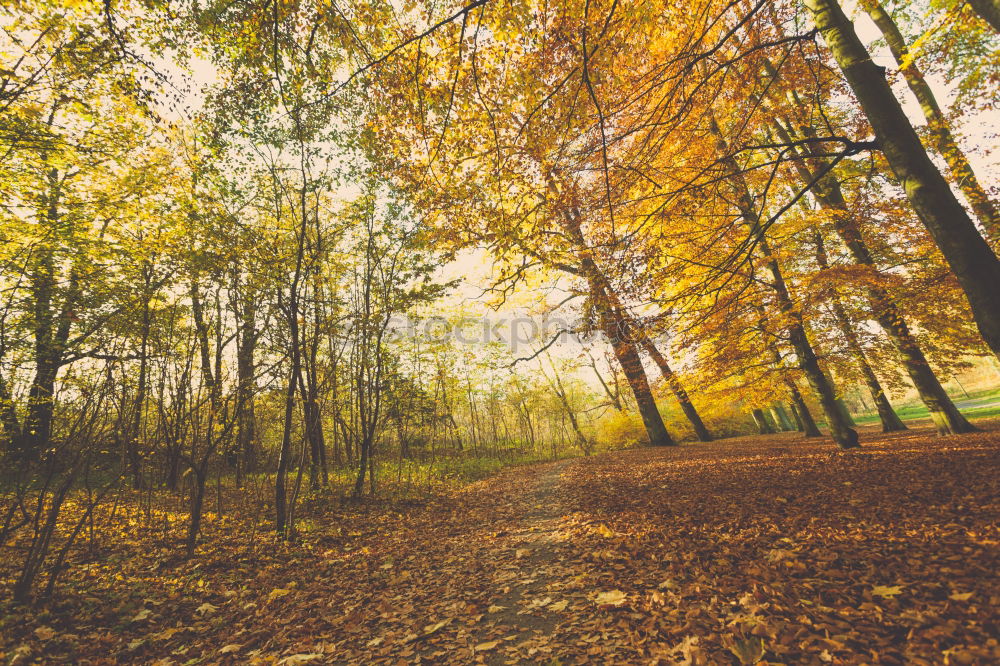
[640,338,713,441]
[710,117,859,448]
[186,281,221,553]
[752,409,775,434]
[858,0,999,240]
[813,232,907,431]
[235,298,257,482]
[547,366,590,453]
[0,372,20,446]
[771,118,975,434]
[771,404,794,431]
[127,292,151,489]
[557,208,674,446]
[185,468,206,556]
[276,316,302,532]
[842,328,906,432]
[804,0,1000,361]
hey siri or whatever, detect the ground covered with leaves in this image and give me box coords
[3,424,999,665]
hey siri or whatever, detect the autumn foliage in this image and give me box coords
[1,0,1000,662]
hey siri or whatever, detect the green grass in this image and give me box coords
[851,386,1000,426]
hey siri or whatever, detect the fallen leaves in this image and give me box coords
[2,427,998,664]
[130,608,152,622]
[725,635,767,665]
[33,627,56,641]
[194,602,217,616]
[592,589,628,607]
[276,653,323,665]
[871,585,904,598]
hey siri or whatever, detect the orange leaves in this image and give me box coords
[4,425,999,663]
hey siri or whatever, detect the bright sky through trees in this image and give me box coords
[1,0,999,662]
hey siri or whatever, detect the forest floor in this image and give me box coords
[3,422,1000,665]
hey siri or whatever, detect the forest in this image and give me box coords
[1,0,999,663]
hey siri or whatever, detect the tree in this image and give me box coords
[858,0,998,241]
[803,0,1000,361]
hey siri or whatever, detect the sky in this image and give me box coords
[148,2,1000,387]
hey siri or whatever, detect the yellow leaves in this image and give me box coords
[267,587,292,603]
[514,547,532,558]
[474,640,499,651]
[592,589,627,607]
[594,523,615,538]
[871,585,904,598]
[194,602,218,616]
[34,626,57,641]
[219,644,242,654]
[527,595,553,609]
[765,548,796,564]
[948,591,974,602]
[398,617,456,646]
[276,654,323,665]
[150,627,184,641]
[130,608,152,622]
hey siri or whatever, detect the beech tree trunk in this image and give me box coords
[858,0,999,241]
[595,289,675,446]
[813,232,907,432]
[770,117,975,434]
[804,0,1000,361]
[558,208,675,447]
[752,409,776,434]
[775,353,823,437]
[640,337,712,441]
[710,117,860,448]
[771,404,794,431]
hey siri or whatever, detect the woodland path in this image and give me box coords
[8,424,1000,665]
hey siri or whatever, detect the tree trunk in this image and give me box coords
[782,364,823,437]
[771,404,794,431]
[592,284,674,446]
[770,117,975,434]
[710,116,859,448]
[275,344,301,532]
[813,231,907,432]
[185,468,206,557]
[804,0,1000,361]
[858,0,999,240]
[789,402,805,431]
[557,208,675,447]
[127,282,152,489]
[752,409,776,434]
[235,300,258,482]
[640,338,713,441]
